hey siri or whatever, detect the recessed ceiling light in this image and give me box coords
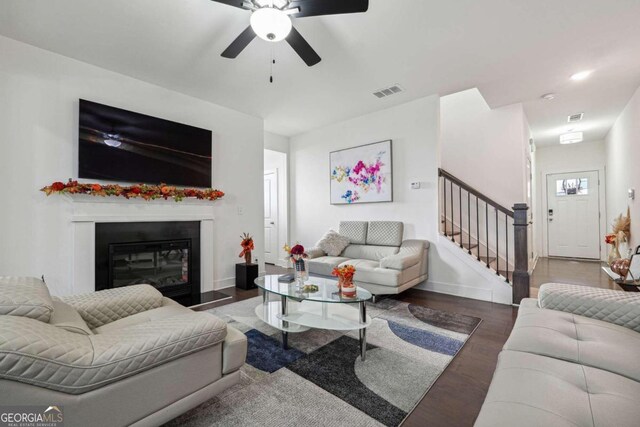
[570,71,592,81]
[560,131,583,144]
[541,93,556,100]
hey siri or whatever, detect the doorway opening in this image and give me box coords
[545,170,601,259]
[264,149,288,267]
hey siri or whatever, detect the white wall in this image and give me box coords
[0,36,265,295]
[440,88,529,208]
[289,95,513,304]
[264,131,289,154]
[534,140,607,259]
[264,149,289,266]
[290,96,440,245]
[606,85,640,251]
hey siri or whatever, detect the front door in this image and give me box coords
[546,171,600,259]
[264,170,279,264]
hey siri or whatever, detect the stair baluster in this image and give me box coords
[438,168,530,304]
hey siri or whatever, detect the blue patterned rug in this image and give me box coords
[165,296,481,427]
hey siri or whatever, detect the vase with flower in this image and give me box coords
[605,233,621,266]
[332,265,357,298]
[605,208,632,266]
[289,244,308,284]
[239,233,254,265]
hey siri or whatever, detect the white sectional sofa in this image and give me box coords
[0,277,247,427]
[475,283,640,427]
[307,221,429,297]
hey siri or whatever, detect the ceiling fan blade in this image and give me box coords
[286,27,321,66]
[221,26,257,58]
[209,0,247,10]
[287,0,368,18]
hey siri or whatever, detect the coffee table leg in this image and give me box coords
[281,295,288,350]
[359,301,366,361]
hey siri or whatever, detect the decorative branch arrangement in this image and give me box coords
[40,179,225,202]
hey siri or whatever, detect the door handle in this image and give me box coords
[270,222,275,225]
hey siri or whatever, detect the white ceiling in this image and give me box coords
[1,0,640,143]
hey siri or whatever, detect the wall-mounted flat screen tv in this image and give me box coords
[79,99,212,188]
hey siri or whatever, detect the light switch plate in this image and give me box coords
[629,188,635,200]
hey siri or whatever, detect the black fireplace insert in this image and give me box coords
[96,221,201,306]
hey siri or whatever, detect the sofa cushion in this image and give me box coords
[539,282,640,332]
[366,221,403,246]
[92,298,190,334]
[0,311,227,394]
[340,259,402,287]
[49,300,93,335]
[0,276,54,323]
[61,285,164,329]
[504,306,640,383]
[342,244,399,261]
[475,350,640,427]
[307,256,351,276]
[339,221,368,244]
[315,230,351,256]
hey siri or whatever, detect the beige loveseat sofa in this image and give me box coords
[0,277,247,427]
[307,221,429,297]
[475,283,640,426]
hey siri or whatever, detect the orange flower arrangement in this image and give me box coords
[332,264,356,281]
[41,179,224,202]
[332,265,357,297]
[239,232,254,264]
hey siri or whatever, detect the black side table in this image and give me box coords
[236,263,259,290]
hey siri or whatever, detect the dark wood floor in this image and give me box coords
[530,256,615,297]
[197,259,615,426]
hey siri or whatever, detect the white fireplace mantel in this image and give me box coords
[68,197,216,295]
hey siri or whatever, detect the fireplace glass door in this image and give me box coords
[109,240,191,290]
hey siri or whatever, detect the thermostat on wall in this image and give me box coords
[411,182,421,189]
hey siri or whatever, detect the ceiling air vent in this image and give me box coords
[373,84,404,99]
[568,113,584,123]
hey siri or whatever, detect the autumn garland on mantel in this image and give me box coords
[41,179,224,202]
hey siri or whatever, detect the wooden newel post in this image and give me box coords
[512,203,530,305]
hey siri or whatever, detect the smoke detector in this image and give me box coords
[568,112,584,123]
[541,93,556,100]
[373,84,404,99]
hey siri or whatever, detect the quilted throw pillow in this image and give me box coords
[316,230,350,256]
[0,276,54,323]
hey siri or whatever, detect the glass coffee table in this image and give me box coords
[254,275,373,360]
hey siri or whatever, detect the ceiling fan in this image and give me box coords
[212,0,369,66]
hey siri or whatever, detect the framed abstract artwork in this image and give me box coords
[330,140,393,204]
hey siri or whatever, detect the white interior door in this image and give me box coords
[546,171,600,259]
[264,170,279,264]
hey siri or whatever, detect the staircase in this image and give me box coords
[438,168,530,304]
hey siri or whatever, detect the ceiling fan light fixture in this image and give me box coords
[250,7,292,42]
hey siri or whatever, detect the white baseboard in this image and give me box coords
[213,270,267,291]
[213,277,236,290]
[416,280,495,303]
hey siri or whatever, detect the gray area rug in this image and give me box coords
[165,296,481,427]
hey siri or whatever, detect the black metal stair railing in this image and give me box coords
[439,168,530,304]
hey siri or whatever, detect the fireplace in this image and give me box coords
[96,221,201,306]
